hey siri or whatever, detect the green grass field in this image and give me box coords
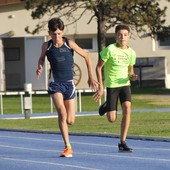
[0,87,170,138]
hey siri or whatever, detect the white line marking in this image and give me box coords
[77,152,170,162]
[0,144,58,153]
[0,144,170,163]
[0,157,101,170]
[0,135,170,151]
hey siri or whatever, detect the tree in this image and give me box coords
[25,0,170,52]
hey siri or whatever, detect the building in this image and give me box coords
[0,0,170,91]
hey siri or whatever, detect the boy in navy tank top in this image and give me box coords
[36,18,98,157]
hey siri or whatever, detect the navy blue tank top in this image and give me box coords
[46,38,74,82]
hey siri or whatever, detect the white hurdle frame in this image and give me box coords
[0,90,106,115]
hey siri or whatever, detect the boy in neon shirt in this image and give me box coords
[93,24,138,152]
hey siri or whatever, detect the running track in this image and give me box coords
[0,129,170,170]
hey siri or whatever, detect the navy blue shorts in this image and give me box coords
[106,86,131,111]
[48,81,76,100]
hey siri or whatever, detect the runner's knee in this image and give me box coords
[67,118,75,125]
[107,111,117,123]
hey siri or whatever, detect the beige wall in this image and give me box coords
[0,1,170,89]
[0,3,99,37]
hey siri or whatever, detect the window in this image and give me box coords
[136,57,154,66]
[4,48,20,61]
[106,37,116,46]
[75,38,92,50]
[159,37,170,49]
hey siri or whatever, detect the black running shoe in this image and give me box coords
[99,102,107,116]
[118,142,133,152]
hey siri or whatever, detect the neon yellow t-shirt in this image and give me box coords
[100,43,136,88]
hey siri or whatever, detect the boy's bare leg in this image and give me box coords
[120,101,131,142]
[52,93,76,146]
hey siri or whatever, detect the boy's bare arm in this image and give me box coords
[36,42,48,79]
[93,59,105,102]
[69,40,99,90]
[128,65,138,81]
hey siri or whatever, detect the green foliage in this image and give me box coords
[3,96,22,114]
[0,112,170,138]
[23,0,170,53]
[1,87,170,137]
[25,0,170,44]
[1,88,170,114]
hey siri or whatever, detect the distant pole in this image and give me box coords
[0,39,6,91]
[152,37,156,52]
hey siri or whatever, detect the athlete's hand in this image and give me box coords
[129,74,138,81]
[36,65,43,80]
[88,78,100,92]
[93,87,104,102]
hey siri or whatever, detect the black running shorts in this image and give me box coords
[106,86,131,111]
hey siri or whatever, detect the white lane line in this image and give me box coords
[0,135,170,151]
[77,152,170,163]
[0,144,170,163]
[0,157,101,170]
[0,144,58,153]
[0,135,61,142]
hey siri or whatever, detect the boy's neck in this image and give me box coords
[116,43,128,49]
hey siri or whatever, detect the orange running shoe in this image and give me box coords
[60,146,73,157]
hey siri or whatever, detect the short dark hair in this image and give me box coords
[48,18,64,31]
[115,24,130,34]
